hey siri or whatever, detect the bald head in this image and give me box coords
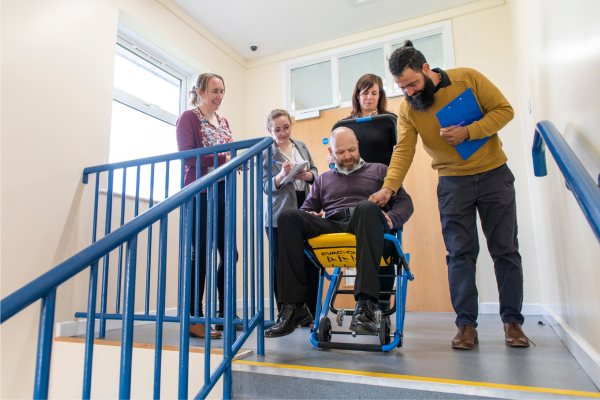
[330,126,357,144]
[329,127,360,170]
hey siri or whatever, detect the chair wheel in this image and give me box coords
[379,316,391,345]
[318,317,332,343]
[336,310,344,326]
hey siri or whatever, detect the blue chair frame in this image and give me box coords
[304,232,414,352]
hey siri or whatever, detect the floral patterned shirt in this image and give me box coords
[175,108,234,188]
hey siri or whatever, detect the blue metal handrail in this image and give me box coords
[0,136,275,399]
[81,138,265,183]
[532,120,600,242]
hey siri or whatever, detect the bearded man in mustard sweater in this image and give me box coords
[370,40,531,350]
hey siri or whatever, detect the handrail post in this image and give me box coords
[267,146,274,322]
[178,200,193,399]
[250,159,255,317]
[153,217,168,399]
[223,171,234,400]
[82,262,99,399]
[256,152,265,356]
[33,289,56,400]
[204,185,213,386]
[243,162,248,331]
[119,235,138,399]
[145,163,155,315]
[99,169,114,338]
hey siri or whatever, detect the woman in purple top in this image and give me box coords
[176,73,237,339]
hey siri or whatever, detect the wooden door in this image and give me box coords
[292,97,452,312]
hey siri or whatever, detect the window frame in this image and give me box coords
[281,20,455,117]
[114,29,194,125]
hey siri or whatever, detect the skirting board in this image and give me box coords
[55,308,178,337]
[479,302,544,315]
[542,306,600,390]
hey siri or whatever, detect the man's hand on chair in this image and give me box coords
[305,210,324,218]
[369,188,393,206]
[382,212,393,229]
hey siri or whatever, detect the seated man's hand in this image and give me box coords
[369,188,393,206]
[382,212,393,230]
[293,170,313,181]
[305,210,324,218]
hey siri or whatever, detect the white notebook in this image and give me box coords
[279,161,309,186]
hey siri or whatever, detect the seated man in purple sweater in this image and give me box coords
[265,127,414,338]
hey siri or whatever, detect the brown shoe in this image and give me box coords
[189,323,222,339]
[215,313,244,331]
[504,322,530,347]
[452,325,478,350]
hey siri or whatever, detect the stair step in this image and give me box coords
[231,360,600,400]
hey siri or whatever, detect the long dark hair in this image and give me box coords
[350,74,390,119]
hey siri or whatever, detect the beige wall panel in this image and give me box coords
[49,339,225,399]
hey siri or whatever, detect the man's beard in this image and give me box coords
[336,156,359,171]
[405,73,436,112]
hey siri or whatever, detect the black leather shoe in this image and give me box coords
[265,304,313,338]
[349,299,377,335]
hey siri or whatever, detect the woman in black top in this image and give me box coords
[327,74,397,167]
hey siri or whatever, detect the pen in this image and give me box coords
[271,160,284,165]
[448,121,466,131]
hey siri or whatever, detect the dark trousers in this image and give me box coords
[269,227,320,316]
[437,164,524,328]
[278,201,390,304]
[189,181,233,316]
[267,191,319,316]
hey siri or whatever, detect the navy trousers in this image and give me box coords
[437,164,524,328]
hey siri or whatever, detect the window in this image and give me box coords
[290,60,334,112]
[109,30,194,201]
[390,33,444,96]
[281,20,455,116]
[339,48,386,103]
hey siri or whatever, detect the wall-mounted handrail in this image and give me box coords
[1,136,274,399]
[532,120,600,242]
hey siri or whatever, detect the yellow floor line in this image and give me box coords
[233,360,600,398]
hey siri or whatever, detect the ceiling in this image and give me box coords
[172,0,480,60]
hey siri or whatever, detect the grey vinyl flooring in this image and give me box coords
[76,311,599,393]
[232,371,504,400]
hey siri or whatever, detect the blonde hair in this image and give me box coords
[266,109,292,131]
[189,73,225,108]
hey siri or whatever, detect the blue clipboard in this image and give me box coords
[436,88,491,160]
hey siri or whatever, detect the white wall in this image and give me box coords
[244,3,542,307]
[507,0,600,385]
[1,0,246,398]
[50,339,228,399]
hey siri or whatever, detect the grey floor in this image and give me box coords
[78,311,599,394]
[232,371,504,400]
